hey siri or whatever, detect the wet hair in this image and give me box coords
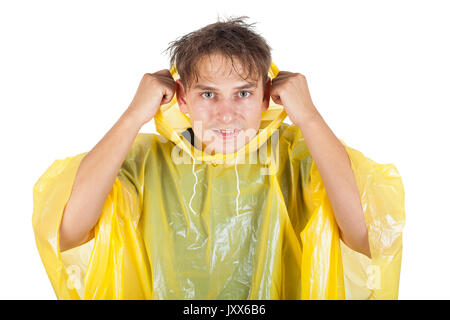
[163,15,272,90]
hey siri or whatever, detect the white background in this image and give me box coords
[1,0,449,299]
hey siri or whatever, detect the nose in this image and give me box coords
[216,99,237,124]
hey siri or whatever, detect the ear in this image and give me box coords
[261,76,271,111]
[176,79,189,114]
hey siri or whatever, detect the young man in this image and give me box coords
[33,16,404,299]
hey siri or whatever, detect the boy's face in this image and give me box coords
[176,54,271,155]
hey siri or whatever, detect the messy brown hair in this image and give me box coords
[163,15,272,91]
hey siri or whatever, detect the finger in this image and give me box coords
[154,69,174,80]
[154,69,171,75]
[274,71,290,78]
[161,87,176,105]
[270,93,281,105]
[160,77,176,88]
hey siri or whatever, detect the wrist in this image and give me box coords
[293,105,321,129]
[121,109,145,129]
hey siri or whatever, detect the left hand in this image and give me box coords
[270,71,318,127]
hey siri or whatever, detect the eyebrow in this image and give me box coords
[193,82,258,90]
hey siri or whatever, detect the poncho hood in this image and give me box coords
[154,62,288,164]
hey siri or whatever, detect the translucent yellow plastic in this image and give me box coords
[32,62,405,299]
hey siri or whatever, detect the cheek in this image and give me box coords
[188,106,213,131]
[246,115,262,129]
[243,103,263,123]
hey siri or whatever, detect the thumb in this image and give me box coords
[271,93,282,105]
[161,87,175,105]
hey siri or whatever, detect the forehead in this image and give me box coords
[193,53,260,86]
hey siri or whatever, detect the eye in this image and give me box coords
[238,91,251,98]
[201,92,215,99]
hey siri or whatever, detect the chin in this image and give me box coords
[216,140,249,154]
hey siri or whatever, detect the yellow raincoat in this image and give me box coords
[32,62,405,299]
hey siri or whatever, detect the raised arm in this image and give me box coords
[59,70,176,252]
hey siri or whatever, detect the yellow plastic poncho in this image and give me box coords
[32,62,405,300]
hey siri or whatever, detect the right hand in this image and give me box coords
[126,69,177,126]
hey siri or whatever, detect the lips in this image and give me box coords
[212,129,241,139]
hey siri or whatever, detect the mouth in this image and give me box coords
[212,129,241,139]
